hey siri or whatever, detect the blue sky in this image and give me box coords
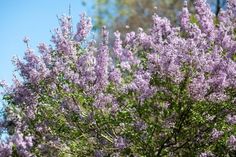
[0,0,94,85]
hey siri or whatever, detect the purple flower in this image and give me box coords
[134,121,147,131]
[226,115,236,125]
[94,27,110,92]
[94,150,104,157]
[120,61,131,71]
[93,93,113,109]
[109,68,122,84]
[114,136,127,149]
[0,80,7,88]
[74,13,92,42]
[113,31,123,60]
[211,128,223,140]
[180,1,190,30]
[59,15,72,36]
[199,151,215,157]
[227,135,236,150]
[11,132,34,157]
[125,31,136,45]
[194,0,215,40]
[0,141,12,157]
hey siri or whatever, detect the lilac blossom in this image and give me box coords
[227,135,236,150]
[1,0,236,156]
[114,136,127,149]
[194,0,215,40]
[211,128,224,140]
[0,141,12,157]
[94,27,110,92]
[113,31,123,60]
[74,13,92,42]
[109,68,122,84]
[180,1,190,30]
[199,151,215,157]
[226,114,236,125]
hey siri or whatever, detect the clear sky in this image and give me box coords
[0,0,94,85]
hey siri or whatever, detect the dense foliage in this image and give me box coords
[1,0,236,156]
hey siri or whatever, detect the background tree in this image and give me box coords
[84,0,226,34]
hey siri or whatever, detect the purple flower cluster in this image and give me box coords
[227,135,236,150]
[199,151,215,157]
[0,142,12,157]
[74,13,92,42]
[114,136,127,149]
[211,128,224,140]
[1,0,236,156]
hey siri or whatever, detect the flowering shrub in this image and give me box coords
[1,0,236,156]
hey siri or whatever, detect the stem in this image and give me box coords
[156,136,171,156]
[216,0,221,16]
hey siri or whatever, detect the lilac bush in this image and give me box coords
[1,0,236,156]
